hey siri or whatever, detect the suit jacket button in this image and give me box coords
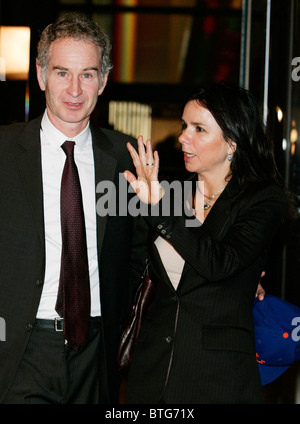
[26,323,33,331]
[35,279,43,287]
[165,336,172,343]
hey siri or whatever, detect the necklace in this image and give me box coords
[197,185,226,210]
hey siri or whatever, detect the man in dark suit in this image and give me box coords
[0,13,145,404]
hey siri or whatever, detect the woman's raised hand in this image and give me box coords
[124,136,163,205]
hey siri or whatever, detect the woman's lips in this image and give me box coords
[183,152,196,161]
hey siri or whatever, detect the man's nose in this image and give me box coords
[67,77,83,97]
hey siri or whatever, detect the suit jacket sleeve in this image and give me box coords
[144,181,288,282]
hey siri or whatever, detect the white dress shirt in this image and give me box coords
[36,111,101,319]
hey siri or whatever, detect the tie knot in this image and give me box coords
[61,140,75,157]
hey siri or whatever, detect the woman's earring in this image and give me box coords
[228,154,232,161]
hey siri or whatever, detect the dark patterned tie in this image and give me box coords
[55,140,91,351]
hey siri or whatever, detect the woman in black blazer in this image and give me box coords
[123,83,292,404]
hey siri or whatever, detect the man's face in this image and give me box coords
[37,37,107,137]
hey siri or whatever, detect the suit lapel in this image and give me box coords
[200,177,239,238]
[91,125,117,254]
[16,117,45,245]
[179,177,240,288]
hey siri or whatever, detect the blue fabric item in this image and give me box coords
[253,294,300,385]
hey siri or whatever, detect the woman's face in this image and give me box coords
[178,100,235,179]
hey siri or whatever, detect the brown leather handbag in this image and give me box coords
[117,261,154,374]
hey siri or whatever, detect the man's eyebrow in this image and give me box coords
[83,67,99,72]
[51,66,99,71]
[52,66,68,71]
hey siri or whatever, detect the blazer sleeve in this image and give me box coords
[144,183,288,282]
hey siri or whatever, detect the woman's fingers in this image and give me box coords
[127,138,157,177]
[137,136,147,166]
[126,137,161,204]
[127,142,141,168]
[152,150,159,176]
[145,138,154,166]
[123,170,136,185]
[136,136,155,168]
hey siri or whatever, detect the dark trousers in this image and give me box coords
[3,322,108,404]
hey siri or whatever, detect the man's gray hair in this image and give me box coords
[37,12,113,86]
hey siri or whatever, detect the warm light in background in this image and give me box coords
[276,106,283,123]
[290,120,298,156]
[113,0,138,82]
[0,26,31,80]
[109,101,152,140]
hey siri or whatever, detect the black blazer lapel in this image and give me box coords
[16,117,45,246]
[178,178,240,289]
[200,177,239,238]
[91,125,117,254]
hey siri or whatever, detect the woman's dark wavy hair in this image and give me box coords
[184,82,280,187]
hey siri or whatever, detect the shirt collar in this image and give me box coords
[41,110,91,154]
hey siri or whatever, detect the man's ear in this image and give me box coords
[98,72,108,96]
[36,62,46,91]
